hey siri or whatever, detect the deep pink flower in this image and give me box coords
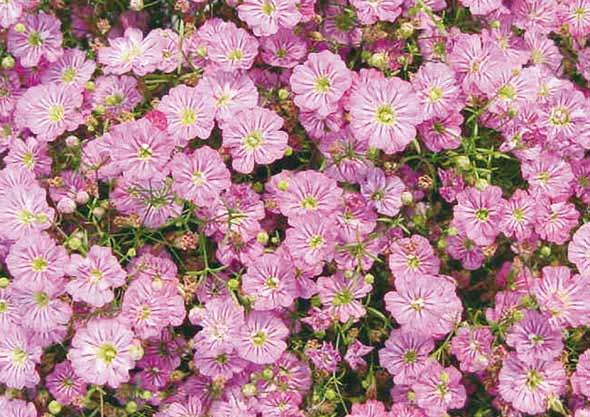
[7,13,63,67]
[236,311,289,364]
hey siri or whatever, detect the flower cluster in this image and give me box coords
[1,0,590,416]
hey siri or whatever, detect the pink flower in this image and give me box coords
[0,0,23,28]
[7,13,63,67]
[6,231,68,286]
[276,170,343,219]
[388,235,440,284]
[344,340,374,370]
[0,185,55,241]
[572,350,590,399]
[169,146,231,206]
[46,361,88,406]
[98,27,162,76]
[13,279,72,333]
[222,107,288,173]
[450,326,493,373]
[413,361,466,416]
[379,328,434,385]
[110,118,174,180]
[65,245,127,308]
[191,297,245,354]
[236,311,288,364]
[459,0,501,14]
[121,278,186,339]
[5,138,52,176]
[569,223,590,275]
[418,111,463,152]
[199,70,259,125]
[506,310,563,363]
[290,50,352,117]
[237,0,301,36]
[500,189,538,241]
[317,272,372,323]
[534,199,579,245]
[93,75,142,116]
[68,318,138,388]
[498,354,566,415]
[521,153,574,200]
[41,48,96,87]
[242,253,297,310]
[0,325,42,389]
[208,23,259,72]
[349,76,422,154]
[453,185,505,246]
[385,275,462,339]
[157,84,216,145]
[260,29,307,68]
[532,266,590,328]
[350,0,402,24]
[15,83,83,142]
[361,167,405,216]
[413,62,462,119]
[284,214,337,266]
[155,397,204,417]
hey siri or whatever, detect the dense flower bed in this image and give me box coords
[1,0,590,416]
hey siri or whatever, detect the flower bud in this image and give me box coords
[256,231,269,245]
[65,135,80,147]
[1,56,15,69]
[129,0,143,10]
[277,88,289,100]
[0,277,9,288]
[125,401,138,414]
[75,191,90,205]
[92,207,106,219]
[57,198,76,214]
[227,278,240,291]
[14,23,25,33]
[48,401,62,415]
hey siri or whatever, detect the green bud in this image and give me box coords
[127,248,137,258]
[398,22,415,39]
[242,383,257,397]
[66,236,83,251]
[92,207,106,219]
[364,273,375,285]
[256,231,269,245]
[454,155,471,170]
[227,278,240,291]
[324,388,337,401]
[277,88,290,100]
[401,191,413,205]
[277,180,289,191]
[474,178,489,190]
[1,56,15,69]
[540,245,551,257]
[125,401,138,414]
[0,277,10,289]
[14,23,25,33]
[48,400,62,415]
[284,146,293,157]
[261,367,274,380]
[84,81,96,91]
[140,390,152,400]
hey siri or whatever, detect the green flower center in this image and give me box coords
[137,144,153,160]
[22,152,35,169]
[89,268,103,283]
[526,370,543,390]
[105,94,124,107]
[403,349,417,363]
[371,190,384,201]
[48,104,65,123]
[97,343,118,365]
[252,331,267,347]
[0,300,8,313]
[314,76,331,93]
[61,68,77,84]
[549,107,570,126]
[498,84,516,101]
[406,255,421,270]
[262,0,276,15]
[31,257,48,272]
[428,86,444,103]
[11,348,28,366]
[475,208,489,221]
[265,276,279,289]
[512,208,525,222]
[300,196,318,210]
[28,31,43,47]
[276,48,287,59]
[34,291,49,308]
[227,49,243,62]
[180,108,196,126]
[192,171,205,186]
[243,130,264,150]
[309,235,324,249]
[375,104,396,126]
[410,297,424,311]
[333,289,353,306]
